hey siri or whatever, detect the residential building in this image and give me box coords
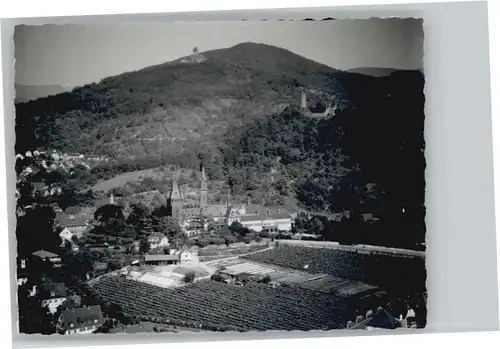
[85,242,111,252]
[31,249,63,268]
[180,217,205,237]
[57,305,105,335]
[17,258,28,286]
[228,209,293,233]
[347,308,403,330]
[170,249,194,264]
[32,181,49,196]
[61,294,83,310]
[64,206,96,215]
[62,153,84,162]
[55,212,91,236]
[362,213,379,223]
[128,240,141,253]
[148,232,169,251]
[38,283,68,313]
[93,262,108,274]
[59,227,81,246]
[144,254,180,266]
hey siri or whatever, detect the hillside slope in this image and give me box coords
[14,44,425,247]
[15,43,377,168]
[216,69,426,246]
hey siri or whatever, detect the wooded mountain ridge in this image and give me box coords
[15,43,383,165]
[15,43,425,247]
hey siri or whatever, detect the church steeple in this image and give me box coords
[200,165,208,209]
[170,179,181,200]
[201,165,207,182]
[226,187,231,208]
[168,177,183,219]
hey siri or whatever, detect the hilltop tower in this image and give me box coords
[200,165,208,209]
[168,178,183,219]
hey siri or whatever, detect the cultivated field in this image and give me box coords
[90,167,165,193]
[90,276,354,331]
[210,259,377,295]
[244,245,426,292]
[197,243,270,262]
[122,263,215,288]
[277,239,426,258]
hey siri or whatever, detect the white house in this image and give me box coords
[226,204,293,233]
[144,254,180,266]
[59,223,85,251]
[147,232,169,251]
[170,249,195,264]
[17,258,28,286]
[180,217,205,238]
[57,305,105,335]
[38,283,68,314]
[56,213,90,236]
[59,227,79,244]
[229,213,292,233]
[129,240,141,253]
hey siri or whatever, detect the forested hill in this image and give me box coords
[14,42,425,246]
[217,69,425,245]
[15,42,380,167]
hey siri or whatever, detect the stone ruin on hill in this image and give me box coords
[300,88,337,118]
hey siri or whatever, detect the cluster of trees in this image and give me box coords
[192,221,265,248]
[290,213,423,250]
[292,213,325,235]
[15,152,91,257]
[81,203,184,250]
[227,221,263,243]
[16,205,62,257]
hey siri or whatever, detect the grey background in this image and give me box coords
[1,1,497,347]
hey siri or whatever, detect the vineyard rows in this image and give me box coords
[244,245,427,292]
[90,276,354,331]
[197,245,267,257]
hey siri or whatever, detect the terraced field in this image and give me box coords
[209,260,377,295]
[197,244,269,262]
[90,276,355,331]
[244,245,426,292]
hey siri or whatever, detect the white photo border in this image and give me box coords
[1,0,498,348]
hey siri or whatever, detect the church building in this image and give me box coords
[166,165,293,236]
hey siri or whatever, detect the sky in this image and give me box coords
[14,19,423,88]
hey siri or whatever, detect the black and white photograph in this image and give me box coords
[13,18,427,335]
